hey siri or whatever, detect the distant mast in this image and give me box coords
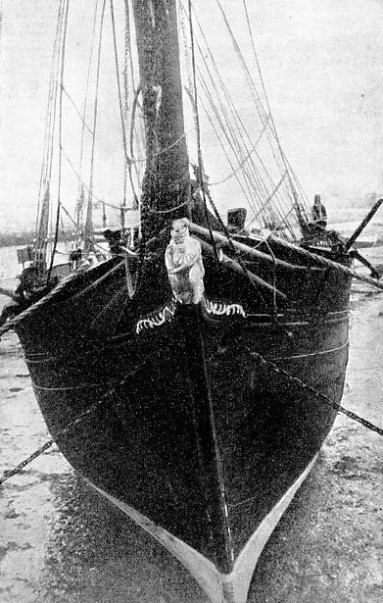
[34,186,50,279]
[131,0,190,239]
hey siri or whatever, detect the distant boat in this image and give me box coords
[7,1,361,601]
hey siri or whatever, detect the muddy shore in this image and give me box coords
[0,286,382,603]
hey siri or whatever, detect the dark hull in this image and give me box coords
[15,239,352,601]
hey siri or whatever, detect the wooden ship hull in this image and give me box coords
[15,235,352,602]
[6,1,356,600]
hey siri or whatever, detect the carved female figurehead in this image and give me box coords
[165,218,205,304]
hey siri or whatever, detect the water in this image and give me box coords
[1,248,383,602]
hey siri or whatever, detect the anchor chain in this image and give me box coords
[248,347,383,437]
[0,391,111,486]
[2,332,381,488]
[0,440,55,485]
[0,351,157,486]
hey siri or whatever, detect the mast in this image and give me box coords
[83,191,94,254]
[34,186,50,279]
[131,0,190,240]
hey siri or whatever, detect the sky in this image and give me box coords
[1,0,383,233]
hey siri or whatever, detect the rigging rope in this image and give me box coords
[215,0,286,179]
[128,85,143,218]
[62,86,93,135]
[187,1,204,191]
[188,0,219,260]
[183,1,297,237]
[35,0,68,251]
[241,0,308,225]
[185,8,259,211]
[0,260,125,339]
[83,0,107,254]
[61,147,134,211]
[274,236,383,291]
[77,0,101,219]
[122,0,129,229]
[110,0,132,169]
[60,203,82,231]
[208,117,271,187]
[148,197,190,215]
[190,87,253,209]
[252,171,288,222]
[195,16,269,203]
[110,0,139,231]
[47,0,69,283]
[195,66,258,210]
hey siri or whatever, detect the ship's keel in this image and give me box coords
[85,453,318,603]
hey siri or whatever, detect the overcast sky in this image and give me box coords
[1,0,383,232]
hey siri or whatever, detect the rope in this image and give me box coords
[124,0,136,96]
[193,64,267,221]
[186,15,257,211]
[0,349,161,486]
[208,118,270,187]
[187,1,219,260]
[273,237,383,292]
[62,147,132,211]
[189,86,253,209]
[129,132,187,164]
[0,271,80,338]
[110,0,132,167]
[241,0,308,227]
[61,131,188,211]
[34,0,68,265]
[83,0,107,254]
[0,261,124,336]
[193,5,288,232]
[128,85,143,206]
[35,0,63,235]
[188,1,203,193]
[187,0,302,237]
[0,260,123,338]
[192,218,383,292]
[60,202,81,230]
[215,0,286,180]
[47,0,69,282]
[62,86,93,135]
[252,171,288,221]
[2,337,381,486]
[193,194,293,335]
[77,0,101,208]
[248,348,383,437]
[148,196,190,215]
[121,0,130,223]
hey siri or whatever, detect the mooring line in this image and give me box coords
[248,348,383,437]
[0,350,161,485]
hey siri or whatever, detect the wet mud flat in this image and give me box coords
[0,289,383,603]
